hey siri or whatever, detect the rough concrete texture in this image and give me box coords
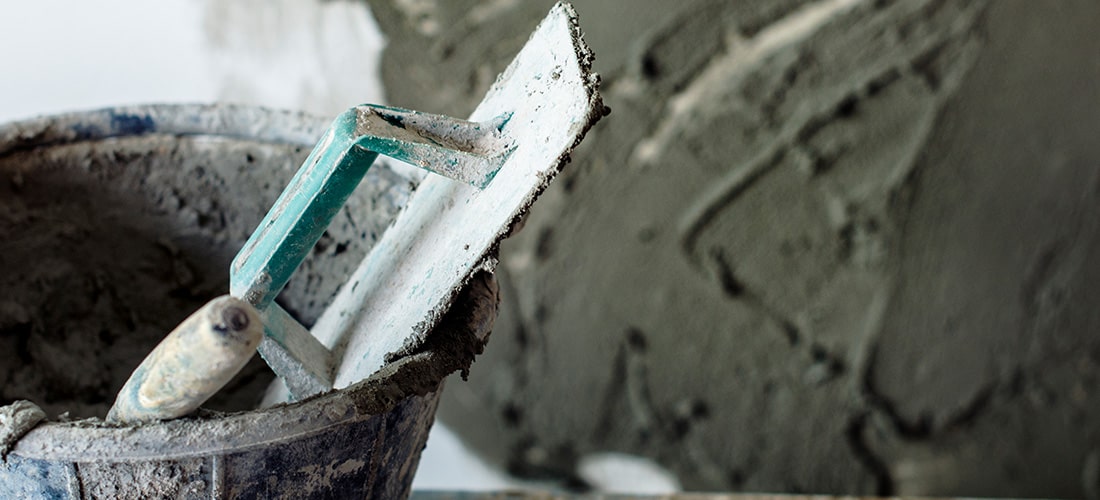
[365,0,1100,497]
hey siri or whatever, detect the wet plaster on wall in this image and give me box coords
[365,0,1100,496]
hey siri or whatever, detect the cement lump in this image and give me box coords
[0,401,45,461]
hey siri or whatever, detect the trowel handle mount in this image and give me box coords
[228,104,513,399]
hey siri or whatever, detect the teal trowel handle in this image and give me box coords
[230,105,512,308]
[227,104,513,399]
[230,111,376,308]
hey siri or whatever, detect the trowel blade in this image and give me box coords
[310,2,605,388]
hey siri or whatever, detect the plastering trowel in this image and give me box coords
[108,2,604,424]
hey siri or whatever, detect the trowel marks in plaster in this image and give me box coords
[368,0,1100,496]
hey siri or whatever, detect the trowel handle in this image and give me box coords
[229,105,511,310]
[226,104,513,400]
[230,111,377,310]
[107,296,264,424]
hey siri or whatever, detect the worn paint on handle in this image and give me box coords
[107,296,263,424]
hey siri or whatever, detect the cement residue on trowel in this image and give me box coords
[304,3,604,394]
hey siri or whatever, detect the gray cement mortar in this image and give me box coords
[365,0,1100,496]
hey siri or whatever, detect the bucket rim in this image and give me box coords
[0,103,334,160]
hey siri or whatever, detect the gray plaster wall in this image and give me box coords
[364,0,1100,496]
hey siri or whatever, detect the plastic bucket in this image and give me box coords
[0,105,496,499]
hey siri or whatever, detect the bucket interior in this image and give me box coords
[0,122,406,419]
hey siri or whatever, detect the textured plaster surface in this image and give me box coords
[365,0,1100,496]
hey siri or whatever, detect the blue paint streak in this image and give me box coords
[0,455,74,499]
[109,112,156,136]
[69,123,103,141]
